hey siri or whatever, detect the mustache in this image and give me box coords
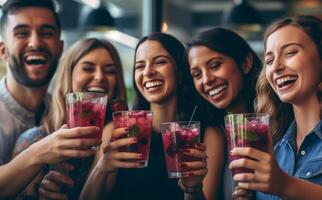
[23,46,51,55]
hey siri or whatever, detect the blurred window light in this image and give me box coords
[104,30,139,48]
[162,21,168,32]
[81,0,99,8]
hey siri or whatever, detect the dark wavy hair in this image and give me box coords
[186,27,262,123]
[132,32,220,128]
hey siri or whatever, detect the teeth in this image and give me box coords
[87,87,106,93]
[208,85,227,96]
[26,55,46,62]
[276,76,297,86]
[145,81,163,89]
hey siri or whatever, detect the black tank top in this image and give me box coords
[110,130,184,200]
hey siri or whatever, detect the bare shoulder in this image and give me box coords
[204,125,224,136]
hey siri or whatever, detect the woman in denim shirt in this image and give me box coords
[230,15,322,200]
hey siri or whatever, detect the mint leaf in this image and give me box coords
[128,125,140,137]
[191,135,199,145]
[81,110,91,118]
[242,131,259,141]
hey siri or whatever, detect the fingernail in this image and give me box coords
[184,149,191,153]
[137,154,143,159]
[132,137,138,142]
[124,128,129,132]
[181,163,188,168]
[187,172,194,177]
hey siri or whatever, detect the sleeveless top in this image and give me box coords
[110,130,184,200]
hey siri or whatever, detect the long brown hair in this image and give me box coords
[255,15,322,142]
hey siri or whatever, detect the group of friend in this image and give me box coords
[0,0,321,200]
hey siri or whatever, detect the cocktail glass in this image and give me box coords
[224,113,269,175]
[112,110,153,167]
[65,92,107,150]
[161,121,200,178]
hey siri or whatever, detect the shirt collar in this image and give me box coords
[282,120,322,142]
[312,120,322,140]
[0,76,35,120]
[282,121,297,143]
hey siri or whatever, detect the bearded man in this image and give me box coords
[0,0,64,165]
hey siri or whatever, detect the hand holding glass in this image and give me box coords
[112,110,152,167]
[65,92,107,150]
[225,113,269,175]
[161,121,200,178]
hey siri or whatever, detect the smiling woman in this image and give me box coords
[11,38,127,199]
[79,32,223,200]
[186,27,263,199]
[231,15,322,200]
[134,39,177,104]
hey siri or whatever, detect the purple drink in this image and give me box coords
[161,121,200,178]
[109,99,128,112]
[224,113,269,175]
[65,92,107,150]
[112,110,152,167]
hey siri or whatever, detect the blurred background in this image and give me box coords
[0,0,321,102]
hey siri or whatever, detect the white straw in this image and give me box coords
[188,105,198,126]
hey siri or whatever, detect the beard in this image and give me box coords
[8,50,59,88]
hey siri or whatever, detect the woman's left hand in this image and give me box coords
[229,147,288,196]
[180,143,208,188]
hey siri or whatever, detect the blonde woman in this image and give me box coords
[12,38,127,199]
[231,15,322,200]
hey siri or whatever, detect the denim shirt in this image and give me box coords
[257,120,322,200]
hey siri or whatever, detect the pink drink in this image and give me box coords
[161,121,200,178]
[225,114,269,175]
[113,110,152,167]
[65,92,107,150]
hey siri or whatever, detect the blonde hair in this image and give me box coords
[255,16,322,142]
[43,38,127,134]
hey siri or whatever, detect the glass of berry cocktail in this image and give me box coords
[224,113,269,175]
[112,110,153,167]
[65,92,107,150]
[161,121,200,178]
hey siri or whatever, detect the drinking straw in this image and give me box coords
[188,105,197,126]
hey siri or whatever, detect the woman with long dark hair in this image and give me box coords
[187,27,262,199]
[81,32,223,200]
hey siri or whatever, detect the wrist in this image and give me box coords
[26,142,44,166]
[178,179,203,194]
[96,157,117,175]
[184,184,203,194]
[280,173,296,199]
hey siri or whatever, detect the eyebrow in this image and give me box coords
[190,56,222,70]
[265,42,303,57]
[80,61,116,67]
[135,54,171,64]
[40,24,59,32]
[13,24,30,31]
[205,56,223,66]
[13,24,58,32]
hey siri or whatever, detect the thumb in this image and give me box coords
[60,124,68,129]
